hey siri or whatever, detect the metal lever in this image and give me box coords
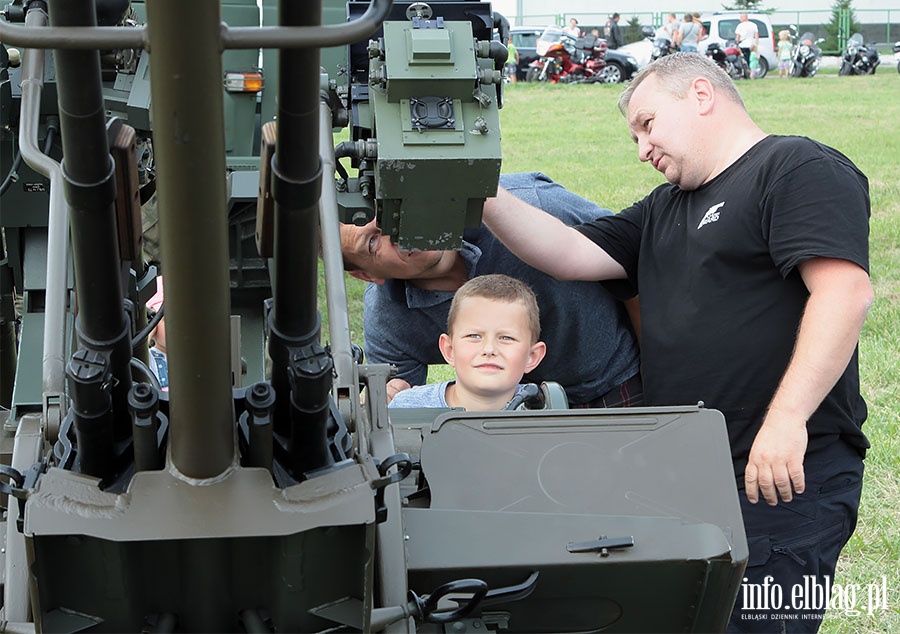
[567,535,635,557]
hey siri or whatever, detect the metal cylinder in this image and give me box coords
[288,343,335,476]
[66,349,114,479]
[19,7,70,425]
[244,382,275,470]
[145,0,235,478]
[49,0,134,435]
[268,0,326,439]
[128,382,162,472]
[48,0,123,338]
[270,0,322,339]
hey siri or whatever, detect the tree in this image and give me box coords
[624,16,643,45]
[722,0,767,11]
[824,0,861,52]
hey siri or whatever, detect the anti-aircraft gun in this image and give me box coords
[0,1,748,631]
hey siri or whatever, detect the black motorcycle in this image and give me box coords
[650,36,676,63]
[705,39,748,80]
[839,33,881,75]
[791,31,824,78]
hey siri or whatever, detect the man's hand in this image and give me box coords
[744,408,808,505]
[386,378,412,403]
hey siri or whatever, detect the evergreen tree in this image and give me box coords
[625,16,643,45]
[722,0,766,11]
[824,0,860,52]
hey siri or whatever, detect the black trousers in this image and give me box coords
[727,441,865,633]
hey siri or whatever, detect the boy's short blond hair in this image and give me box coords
[447,274,541,342]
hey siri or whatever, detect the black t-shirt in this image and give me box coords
[577,135,870,476]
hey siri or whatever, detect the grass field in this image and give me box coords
[329,71,899,632]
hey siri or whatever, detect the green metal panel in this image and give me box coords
[380,21,477,100]
[404,406,748,632]
[27,463,379,632]
[369,20,502,250]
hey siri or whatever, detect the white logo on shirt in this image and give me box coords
[698,202,726,229]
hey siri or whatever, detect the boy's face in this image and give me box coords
[439,296,546,401]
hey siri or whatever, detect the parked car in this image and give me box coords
[510,25,638,83]
[509,26,542,81]
[618,38,653,69]
[698,12,777,78]
[603,49,640,83]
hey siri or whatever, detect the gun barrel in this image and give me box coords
[145,0,235,478]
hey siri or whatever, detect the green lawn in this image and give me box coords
[328,72,900,633]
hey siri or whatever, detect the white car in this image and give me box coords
[618,38,653,69]
[698,12,777,78]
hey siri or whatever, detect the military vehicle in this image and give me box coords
[0,0,748,631]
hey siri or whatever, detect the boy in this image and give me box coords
[389,274,546,410]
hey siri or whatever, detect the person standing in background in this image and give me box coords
[777,29,793,78]
[659,13,679,42]
[749,43,761,78]
[692,12,706,42]
[675,13,701,52]
[563,17,581,38]
[734,12,759,65]
[605,13,624,49]
[505,36,518,83]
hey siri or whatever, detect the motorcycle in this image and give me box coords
[894,41,900,74]
[790,30,824,78]
[526,26,608,83]
[705,39,748,80]
[839,33,881,75]
[650,36,676,63]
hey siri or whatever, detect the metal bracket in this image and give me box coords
[567,535,635,557]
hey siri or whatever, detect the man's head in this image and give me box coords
[616,53,748,190]
[612,13,620,22]
[740,13,749,22]
[439,274,546,401]
[340,218,456,284]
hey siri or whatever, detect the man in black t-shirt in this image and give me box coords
[482,54,872,632]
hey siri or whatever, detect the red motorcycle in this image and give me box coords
[526,26,609,83]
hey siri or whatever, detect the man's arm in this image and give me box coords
[482,187,627,281]
[744,257,873,505]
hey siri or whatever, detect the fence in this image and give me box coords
[505,9,899,54]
